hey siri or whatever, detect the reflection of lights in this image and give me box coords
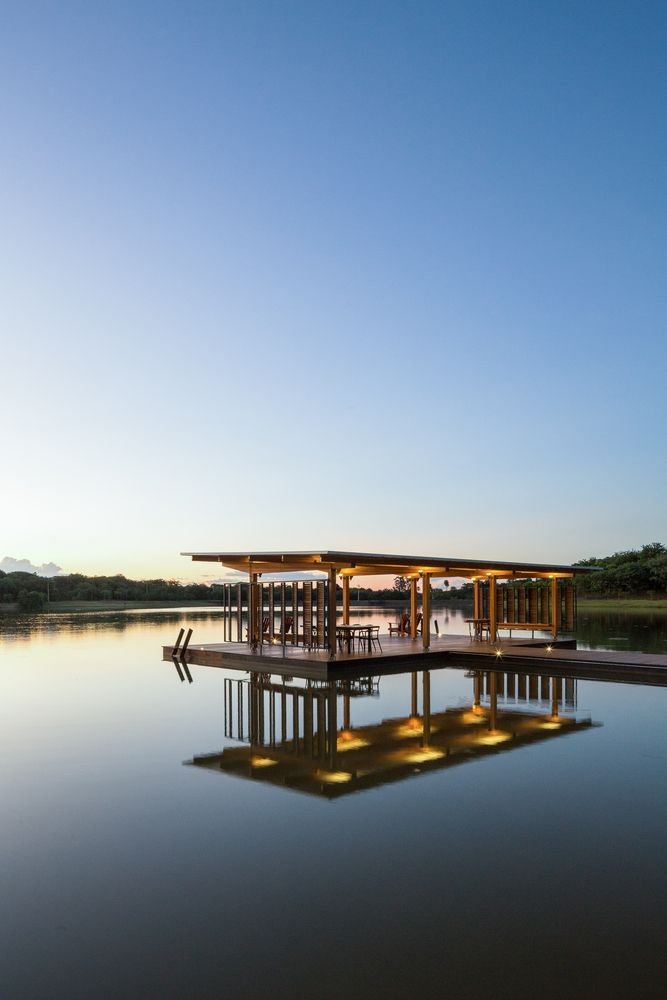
[477,731,511,746]
[250,756,278,768]
[396,716,423,738]
[540,721,561,730]
[315,769,352,784]
[403,748,445,764]
[337,733,369,751]
[460,711,486,725]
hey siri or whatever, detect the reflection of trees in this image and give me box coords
[576,611,667,654]
[0,610,226,642]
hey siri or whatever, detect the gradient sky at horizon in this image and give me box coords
[2,0,666,582]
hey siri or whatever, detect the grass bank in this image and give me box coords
[0,600,223,614]
[577,597,667,611]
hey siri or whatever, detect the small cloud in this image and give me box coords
[199,570,247,584]
[1,556,64,577]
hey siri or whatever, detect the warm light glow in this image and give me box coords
[460,710,486,725]
[546,645,552,652]
[250,755,278,768]
[477,731,511,746]
[495,649,503,657]
[315,769,352,784]
[395,716,424,737]
[540,721,561,730]
[337,732,369,751]
[403,748,445,763]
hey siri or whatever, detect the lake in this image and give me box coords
[2,607,666,999]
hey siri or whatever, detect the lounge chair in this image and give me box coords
[278,616,294,642]
[246,616,271,641]
[388,612,423,637]
[388,613,410,636]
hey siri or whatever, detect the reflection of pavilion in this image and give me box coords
[187,669,597,799]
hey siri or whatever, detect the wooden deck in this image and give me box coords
[163,633,667,685]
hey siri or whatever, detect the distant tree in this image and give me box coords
[17,589,45,612]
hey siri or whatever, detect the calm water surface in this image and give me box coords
[2,608,666,999]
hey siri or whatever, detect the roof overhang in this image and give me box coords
[180,549,598,580]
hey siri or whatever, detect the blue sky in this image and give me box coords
[2,1,665,580]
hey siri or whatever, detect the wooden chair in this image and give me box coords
[246,616,271,641]
[368,625,382,652]
[388,613,410,636]
[388,612,423,637]
[280,616,294,642]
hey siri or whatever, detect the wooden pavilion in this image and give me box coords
[181,549,597,655]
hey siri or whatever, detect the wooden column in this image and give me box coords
[410,576,418,639]
[293,691,300,750]
[304,692,313,756]
[422,670,431,746]
[249,564,258,649]
[328,684,338,769]
[343,684,351,730]
[328,566,338,660]
[421,573,431,650]
[342,576,350,624]
[489,671,498,731]
[473,578,480,620]
[551,577,558,639]
[489,576,497,643]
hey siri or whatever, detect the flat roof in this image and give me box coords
[181,549,597,579]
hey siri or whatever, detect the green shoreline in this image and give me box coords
[576,597,667,611]
[0,600,223,614]
[2,596,667,615]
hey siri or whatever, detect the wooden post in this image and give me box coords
[343,576,350,624]
[249,564,258,648]
[328,566,338,660]
[421,573,431,650]
[489,671,497,731]
[422,670,431,746]
[489,576,497,643]
[328,684,337,769]
[304,691,313,756]
[473,578,480,620]
[293,691,300,750]
[551,577,558,639]
[410,576,418,639]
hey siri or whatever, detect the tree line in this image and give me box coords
[574,542,667,596]
[1,542,665,612]
[0,571,223,612]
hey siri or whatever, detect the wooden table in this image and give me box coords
[465,618,491,641]
[336,624,381,653]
